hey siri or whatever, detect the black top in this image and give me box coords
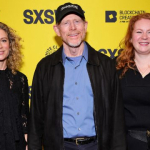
[119,68,150,131]
[0,68,29,150]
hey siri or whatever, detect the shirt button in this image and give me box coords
[78,128,81,131]
[75,82,77,85]
[76,97,79,100]
[77,112,79,115]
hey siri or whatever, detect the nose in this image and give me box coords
[142,32,148,39]
[69,22,76,30]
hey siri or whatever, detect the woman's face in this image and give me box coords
[0,29,10,62]
[131,18,150,55]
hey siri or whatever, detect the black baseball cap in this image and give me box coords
[55,2,85,23]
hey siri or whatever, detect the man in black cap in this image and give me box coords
[28,2,126,150]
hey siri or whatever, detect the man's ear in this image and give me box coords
[53,25,61,36]
[84,21,88,32]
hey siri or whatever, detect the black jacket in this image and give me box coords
[28,42,126,150]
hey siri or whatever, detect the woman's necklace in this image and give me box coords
[139,66,150,78]
[135,60,150,78]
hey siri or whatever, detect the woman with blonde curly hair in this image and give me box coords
[0,22,29,150]
[116,13,150,150]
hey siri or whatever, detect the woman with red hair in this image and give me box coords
[116,13,150,150]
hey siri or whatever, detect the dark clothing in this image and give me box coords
[126,134,148,150]
[0,68,29,150]
[118,68,150,150]
[64,140,98,150]
[28,42,126,150]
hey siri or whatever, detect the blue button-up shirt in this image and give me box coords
[62,43,96,138]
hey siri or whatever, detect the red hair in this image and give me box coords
[116,13,150,78]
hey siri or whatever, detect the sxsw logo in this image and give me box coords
[23,9,56,24]
[105,11,117,22]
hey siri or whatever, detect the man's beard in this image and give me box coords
[62,32,86,48]
[67,40,83,48]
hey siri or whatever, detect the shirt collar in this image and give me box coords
[62,42,88,64]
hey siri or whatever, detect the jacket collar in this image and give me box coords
[51,42,100,66]
[86,42,100,66]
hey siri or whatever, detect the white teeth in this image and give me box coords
[139,42,149,45]
[140,42,149,44]
[69,33,78,36]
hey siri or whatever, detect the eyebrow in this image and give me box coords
[134,28,150,30]
[0,37,8,39]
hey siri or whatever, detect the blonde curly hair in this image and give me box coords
[0,22,23,74]
[116,13,150,78]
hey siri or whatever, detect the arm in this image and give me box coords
[28,65,44,150]
[21,75,29,137]
[110,62,127,150]
[20,75,29,149]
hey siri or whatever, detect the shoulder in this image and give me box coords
[12,71,28,84]
[97,51,112,62]
[7,69,28,89]
[97,52,114,69]
[86,42,115,72]
[95,49,115,67]
[86,42,112,63]
[36,47,63,69]
[15,71,27,79]
[7,68,27,79]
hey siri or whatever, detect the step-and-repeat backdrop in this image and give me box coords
[0,0,149,99]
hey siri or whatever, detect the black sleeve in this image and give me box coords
[28,64,44,150]
[20,74,29,134]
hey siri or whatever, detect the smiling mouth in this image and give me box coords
[0,51,4,55]
[68,33,79,37]
[139,42,149,45]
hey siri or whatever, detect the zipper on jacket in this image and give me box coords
[60,61,65,150]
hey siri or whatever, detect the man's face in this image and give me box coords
[54,14,88,48]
